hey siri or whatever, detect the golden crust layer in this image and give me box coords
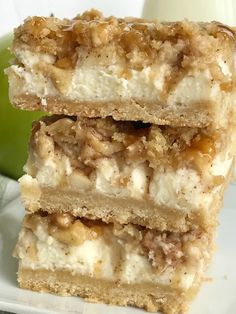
[18,267,198,313]
[12,94,216,128]
[21,184,222,232]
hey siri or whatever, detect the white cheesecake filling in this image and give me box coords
[7,49,230,107]
[95,160,150,199]
[149,153,233,212]
[15,223,206,290]
[21,148,233,213]
[96,153,233,212]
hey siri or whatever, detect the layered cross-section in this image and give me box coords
[6,10,236,128]
[14,212,214,313]
[20,115,235,232]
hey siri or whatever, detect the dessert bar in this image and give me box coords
[14,212,214,313]
[20,115,235,231]
[6,10,236,128]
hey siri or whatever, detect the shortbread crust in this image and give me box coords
[18,267,196,313]
[19,183,227,232]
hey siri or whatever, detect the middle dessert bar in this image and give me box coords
[20,116,235,232]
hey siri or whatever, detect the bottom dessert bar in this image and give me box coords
[14,212,215,314]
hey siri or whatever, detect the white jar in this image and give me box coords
[142,0,236,25]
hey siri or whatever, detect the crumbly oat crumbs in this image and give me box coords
[14,9,236,76]
[30,115,223,174]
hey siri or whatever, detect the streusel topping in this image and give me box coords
[14,9,236,83]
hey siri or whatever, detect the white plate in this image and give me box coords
[0,184,236,314]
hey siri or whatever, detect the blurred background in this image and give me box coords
[0,0,236,179]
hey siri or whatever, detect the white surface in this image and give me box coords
[0,183,236,314]
[2,0,236,37]
[0,0,144,37]
[143,0,236,24]
[1,0,236,38]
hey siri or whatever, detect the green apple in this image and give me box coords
[0,34,43,179]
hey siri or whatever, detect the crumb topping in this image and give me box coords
[13,9,236,86]
[30,115,224,177]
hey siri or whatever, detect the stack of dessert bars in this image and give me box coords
[7,10,236,314]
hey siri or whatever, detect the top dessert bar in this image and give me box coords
[7,9,236,128]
